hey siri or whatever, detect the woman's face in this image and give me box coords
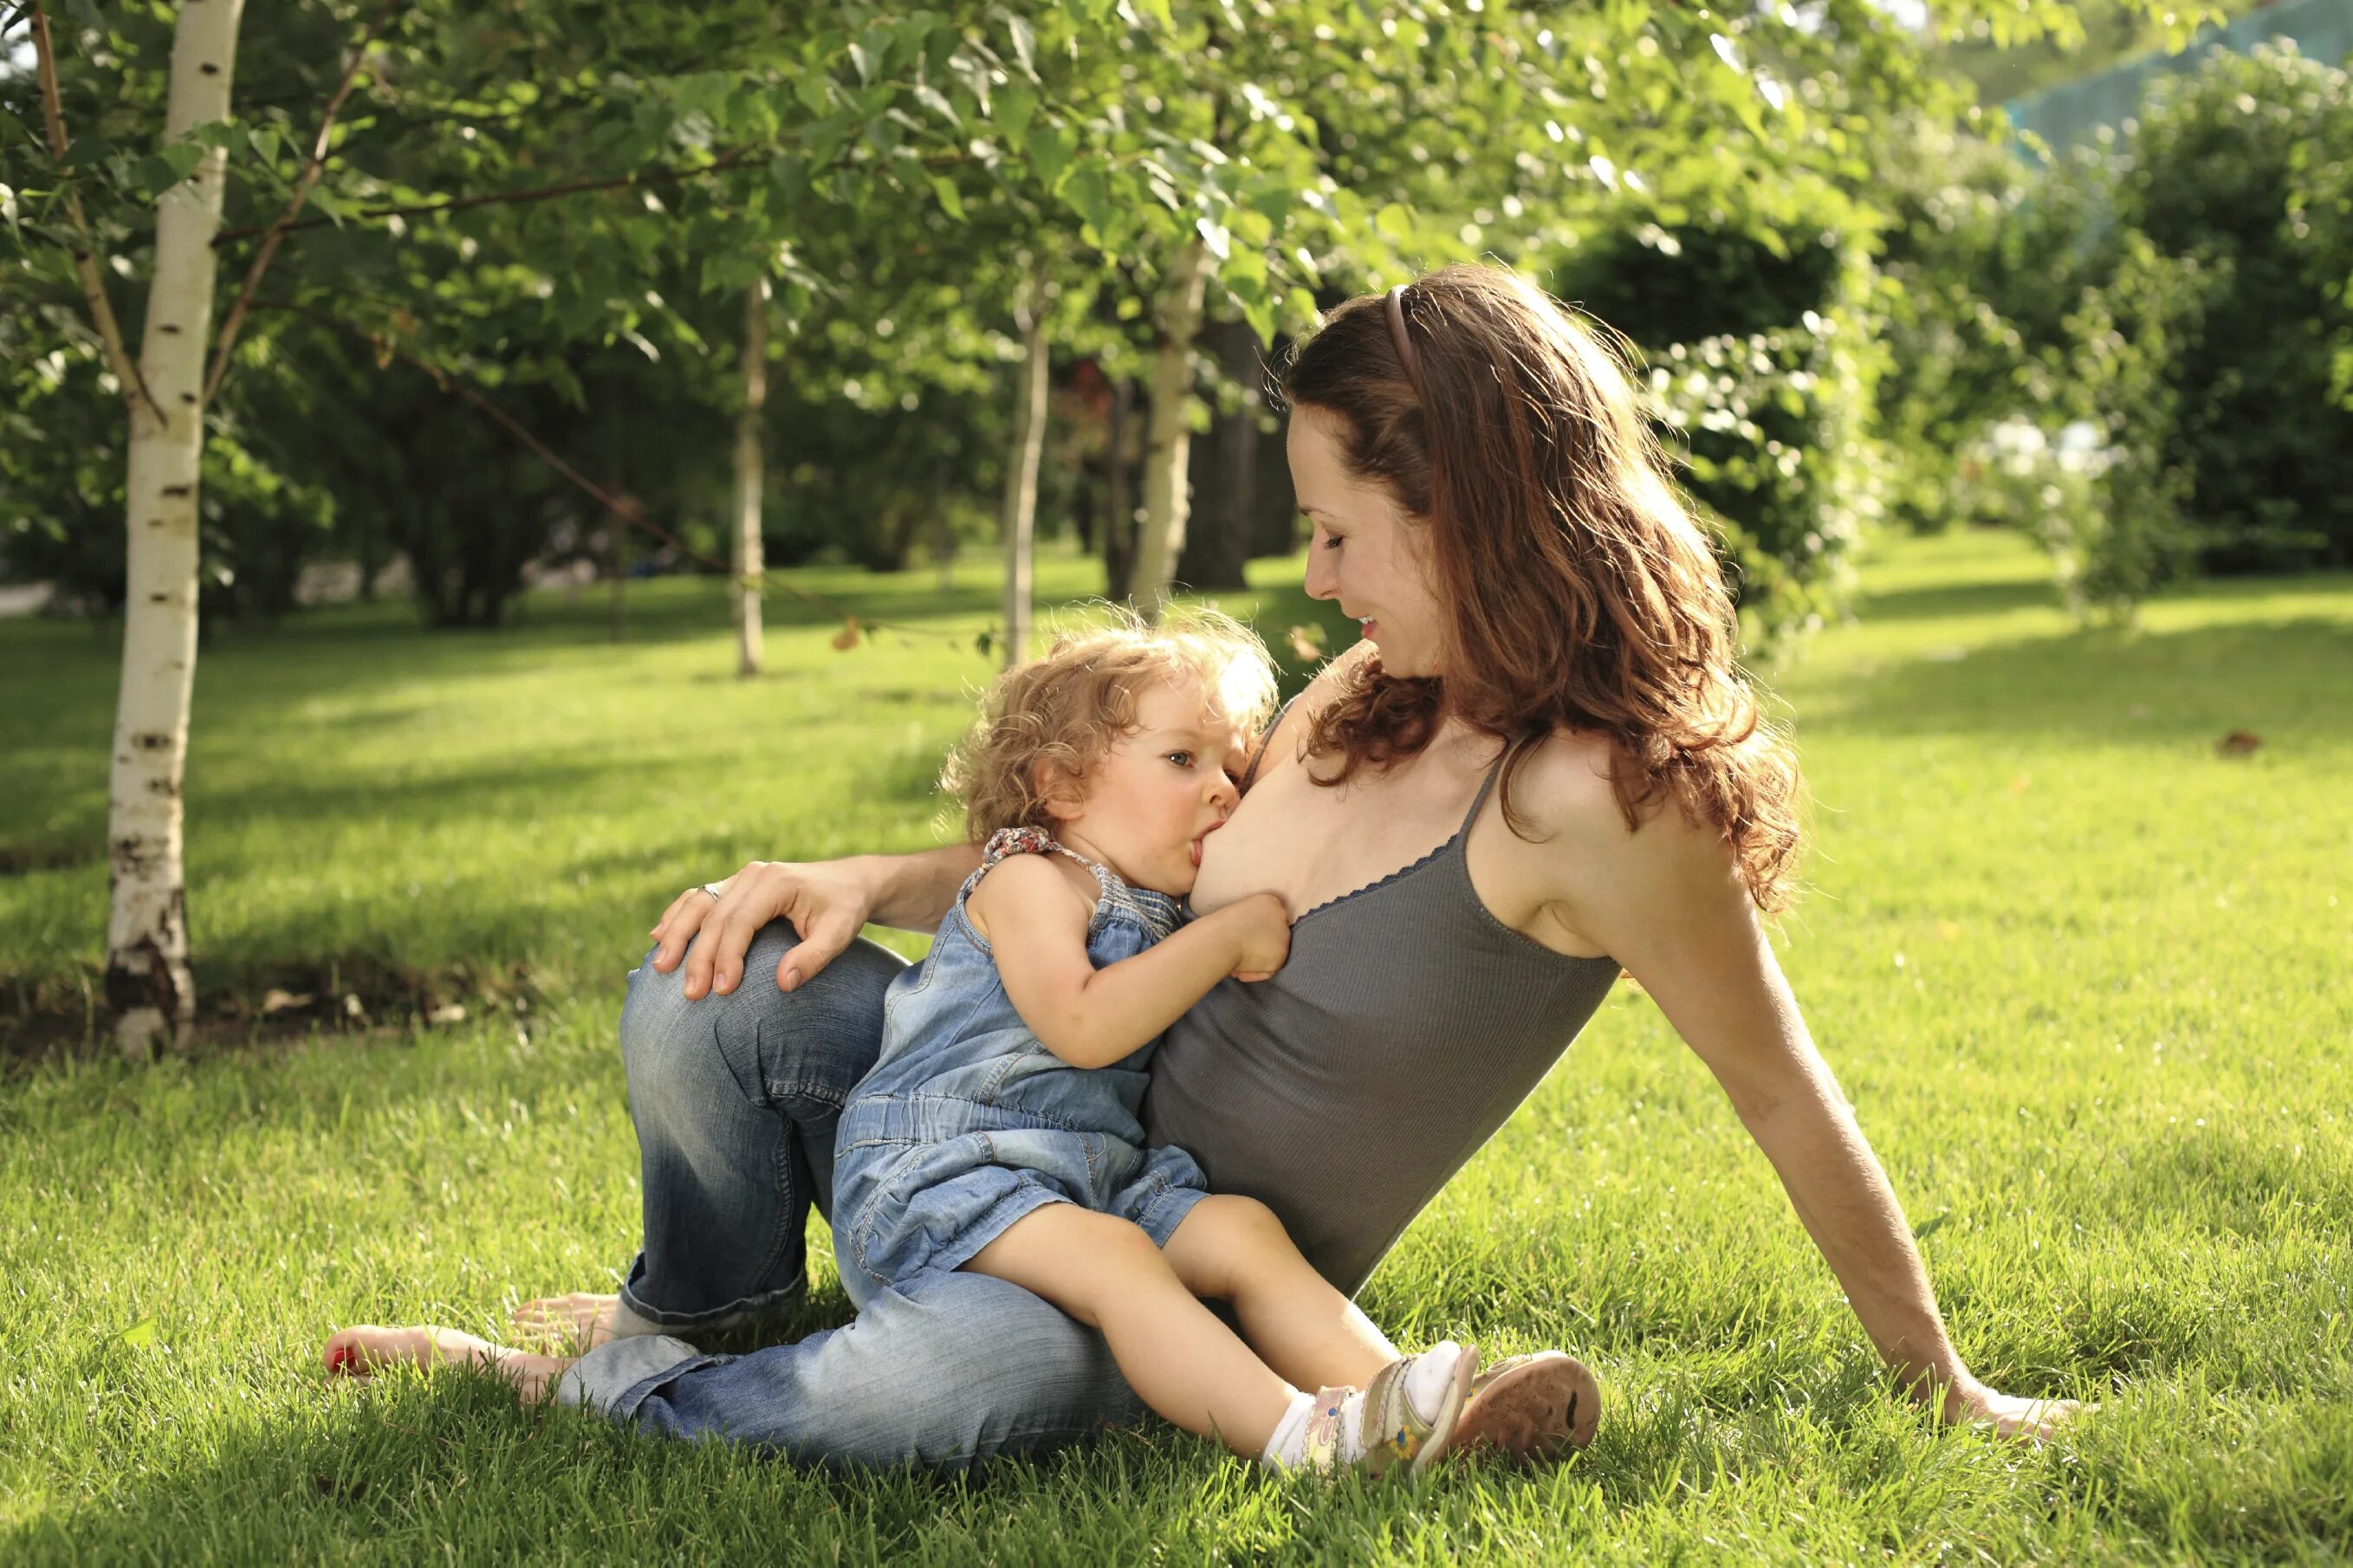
[1287,404,1446,677]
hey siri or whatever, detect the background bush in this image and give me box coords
[1555,210,1884,645]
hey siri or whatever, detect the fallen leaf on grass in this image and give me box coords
[426,1002,467,1025]
[262,988,314,1014]
[2215,729,2261,758]
[831,616,861,651]
[120,1318,157,1351]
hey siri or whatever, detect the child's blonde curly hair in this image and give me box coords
[942,606,1280,842]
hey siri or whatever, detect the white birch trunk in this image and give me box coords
[1132,237,1211,623]
[106,0,247,1060]
[997,267,1051,668]
[734,277,768,678]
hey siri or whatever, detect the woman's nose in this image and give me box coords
[1304,552,1336,601]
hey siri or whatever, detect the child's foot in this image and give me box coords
[321,1325,569,1402]
[508,1291,619,1351]
[1265,1340,1479,1477]
[1451,1350,1601,1461]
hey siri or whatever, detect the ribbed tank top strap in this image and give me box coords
[1455,742,1509,839]
[1238,690,1303,795]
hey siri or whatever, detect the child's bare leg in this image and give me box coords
[1161,1194,1397,1392]
[963,1205,1294,1455]
[322,1325,573,1403]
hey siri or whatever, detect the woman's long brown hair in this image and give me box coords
[1276,262,1804,910]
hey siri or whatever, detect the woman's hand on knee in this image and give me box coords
[650,859,878,1001]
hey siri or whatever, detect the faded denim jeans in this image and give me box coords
[554,921,1145,1468]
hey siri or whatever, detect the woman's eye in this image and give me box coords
[1321,534,1345,550]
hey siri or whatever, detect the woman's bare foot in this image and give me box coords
[322,1325,572,1403]
[508,1292,619,1351]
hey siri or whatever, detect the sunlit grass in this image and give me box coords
[2,528,2347,1563]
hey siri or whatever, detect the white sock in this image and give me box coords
[1259,1343,1468,1473]
[1261,1389,1318,1469]
[1401,1340,1465,1422]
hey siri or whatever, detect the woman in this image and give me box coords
[373,262,2073,1465]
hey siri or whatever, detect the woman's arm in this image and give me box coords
[650,843,983,1001]
[1521,747,2075,1439]
[972,856,1291,1068]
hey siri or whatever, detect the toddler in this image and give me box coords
[826,611,1477,1475]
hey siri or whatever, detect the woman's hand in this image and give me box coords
[648,859,878,1001]
[1938,1375,2087,1442]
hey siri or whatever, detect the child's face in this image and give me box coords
[1052,677,1251,897]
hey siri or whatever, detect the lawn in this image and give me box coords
[1,528,2347,1564]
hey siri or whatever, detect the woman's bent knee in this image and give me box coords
[619,921,901,1115]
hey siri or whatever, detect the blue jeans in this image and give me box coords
[553,922,1145,1468]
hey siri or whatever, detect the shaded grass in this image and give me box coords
[1,528,2348,1564]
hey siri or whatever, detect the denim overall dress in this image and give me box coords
[830,826,1212,1309]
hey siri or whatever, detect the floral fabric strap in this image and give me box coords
[978,826,1120,910]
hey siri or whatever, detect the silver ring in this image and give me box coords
[697,884,723,900]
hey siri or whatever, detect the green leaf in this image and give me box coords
[769,154,809,201]
[60,134,112,170]
[1374,202,1413,239]
[1285,286,1320,327]
[135,153,189,197]
[930,174,967,222]
[120,1319,157,1351]
[1196,217,1231,262]
[1008,14,1038,78]
[1241,292,1276,346]
[1064,164,1112,235]
[1026,124,1074,193]
[912,83,962,130]
[994,85,1038,141]
[795,74,834,116]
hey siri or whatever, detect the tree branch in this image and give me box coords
[211,139,977,248]
[28,0,159,422]
[212,144,768,245]
[204,0,405,402]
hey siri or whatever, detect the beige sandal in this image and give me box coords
[1449,1350,1600,1461]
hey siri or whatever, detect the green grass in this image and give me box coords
[2,528,2348,1564]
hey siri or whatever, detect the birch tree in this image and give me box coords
[733,278,768,678]
[27,0,249,1058]
[996,260,1053,667]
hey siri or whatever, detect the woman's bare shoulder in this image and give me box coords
[1512,729,1629,839]
[1248,640,1378,786]
[1513,729,1721,860]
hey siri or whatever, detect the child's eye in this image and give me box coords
[1165,751,1195,768]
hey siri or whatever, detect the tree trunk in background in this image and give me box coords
[998,265,1052,668]
[734,278,768,677]
[1131,238,1211,622]
[106,0,246,1060]
[1104,376,1138,602]
[1177,318,1261,593]
[606,393,631,643]
[1252,403,1301,558]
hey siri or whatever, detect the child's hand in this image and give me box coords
[1221,891,1293,982]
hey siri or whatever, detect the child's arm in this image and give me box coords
[969,856,1290,1070]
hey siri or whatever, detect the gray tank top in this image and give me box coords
[1144,703,1622,1297]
